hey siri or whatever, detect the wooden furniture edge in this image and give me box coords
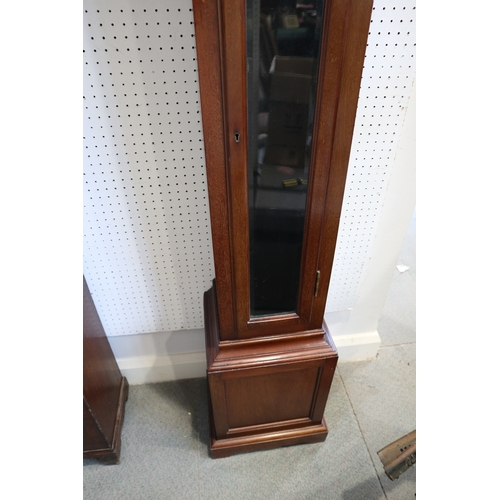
[83,376,129,465]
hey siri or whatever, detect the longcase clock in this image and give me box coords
[193,0,373,458]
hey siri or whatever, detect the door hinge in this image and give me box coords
[314,270,321,297]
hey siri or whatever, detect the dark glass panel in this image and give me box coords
[247,0,324,317]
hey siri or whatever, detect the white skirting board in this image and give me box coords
[116,352,207,385]
[331,331,381,362]
[114,331,380,385]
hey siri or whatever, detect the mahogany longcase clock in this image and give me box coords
[193,0,373,458]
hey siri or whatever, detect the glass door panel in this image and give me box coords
[247,0,324,317]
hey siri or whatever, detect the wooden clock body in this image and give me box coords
[193,0,373,458]
[83,277,128,464]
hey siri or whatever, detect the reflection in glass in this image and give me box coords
[247,0,324,317]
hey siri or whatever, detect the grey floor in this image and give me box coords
[83,211,416,500]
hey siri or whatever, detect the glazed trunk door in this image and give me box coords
[220,0,343,340]
[208,0,372,341]
[246,1,326,321]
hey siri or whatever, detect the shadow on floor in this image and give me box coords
[149,378,211,451]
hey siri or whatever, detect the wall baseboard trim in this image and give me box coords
[333,331,381,362]
[116,352,207,385]
[114,332,380,384]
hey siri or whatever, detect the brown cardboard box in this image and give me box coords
[264,56,314,167]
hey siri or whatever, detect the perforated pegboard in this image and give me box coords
[326,0,416,311]
[83,0,416,337]
[83,0,213,335]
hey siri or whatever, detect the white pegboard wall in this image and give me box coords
[83,0,213,336]
[83,0,416,337]
[326,0,416,312]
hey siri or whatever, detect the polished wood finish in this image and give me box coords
[194,0,373,457]
[83,276,128,464]
[204,285,337,458]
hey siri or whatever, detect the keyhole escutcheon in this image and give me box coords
[234,132,240,143]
